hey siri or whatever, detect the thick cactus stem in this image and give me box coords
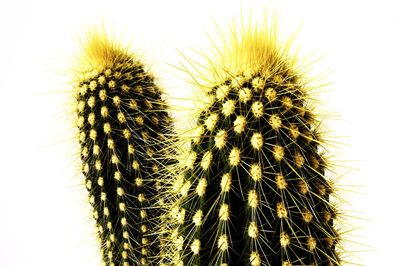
[170,18,340,266]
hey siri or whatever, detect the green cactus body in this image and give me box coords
[170,20,339,266]
[74,32,174,266]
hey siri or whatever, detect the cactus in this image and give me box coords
[168,17,340,266]
[73,30,175,266]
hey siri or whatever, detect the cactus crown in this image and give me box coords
[168,16,340,266]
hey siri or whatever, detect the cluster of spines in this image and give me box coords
[168,67,340,265]
[75,43,175,265]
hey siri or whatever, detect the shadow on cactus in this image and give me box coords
[167,15,343,266]
[72,29,175,266]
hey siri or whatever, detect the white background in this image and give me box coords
[0,0,399,265]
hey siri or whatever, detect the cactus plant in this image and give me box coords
[73,30,175,266]
[168,17,340,266]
